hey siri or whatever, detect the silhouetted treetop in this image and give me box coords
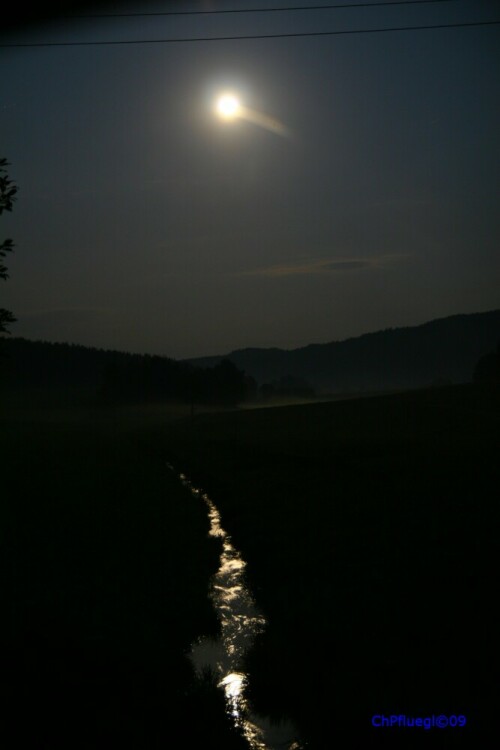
[0,158,18,335]
[473,341,500,385]
[1,337,252,407]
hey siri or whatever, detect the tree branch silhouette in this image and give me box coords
[0,158,18,334]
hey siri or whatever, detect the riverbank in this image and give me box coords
[160,384,499,748]
[1,404,248,749]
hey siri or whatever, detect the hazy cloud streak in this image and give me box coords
[237,105,289,138]
[235,255,407,278]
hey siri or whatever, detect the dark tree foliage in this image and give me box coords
[473,341,500,385]
[2,337,252,407]
[0,158,18,334]
[198,359,248,406]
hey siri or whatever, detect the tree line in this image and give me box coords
[1,337,256,407]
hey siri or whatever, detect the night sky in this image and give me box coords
[1,0,499,359]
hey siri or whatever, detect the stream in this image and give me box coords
[167,463,302,750]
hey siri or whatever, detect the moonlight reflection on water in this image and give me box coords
[167,464,301,750]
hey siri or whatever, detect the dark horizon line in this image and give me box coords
[4,306,499,364]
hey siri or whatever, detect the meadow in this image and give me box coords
[160,384,500,748]
[2,384,498,748]
[0,400,247,749]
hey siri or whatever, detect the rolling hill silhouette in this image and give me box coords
[186,309,500,393]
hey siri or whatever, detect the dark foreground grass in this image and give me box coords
[0,405,247,749]
[161,384,500,748]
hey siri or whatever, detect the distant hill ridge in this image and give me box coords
[186,309,500,393]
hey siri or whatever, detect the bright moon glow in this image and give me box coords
[216,94,241,120]
[214,91,289,137]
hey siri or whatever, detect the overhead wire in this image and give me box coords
[0,19,498,47]
[61,0,461,19]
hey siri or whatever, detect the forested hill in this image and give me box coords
[186,309,500,393]
[0,338,253,407]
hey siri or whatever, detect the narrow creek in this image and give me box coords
[167,463,302,750]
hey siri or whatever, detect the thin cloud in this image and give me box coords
[235,255,406,278]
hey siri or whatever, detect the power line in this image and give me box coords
[0,19,498,48]
[61,0,460,19]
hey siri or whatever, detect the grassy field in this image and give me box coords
[0,402,248,749]
[2,386,498,748]
[159,384,500,748]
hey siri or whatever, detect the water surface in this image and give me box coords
[168,463,302,750]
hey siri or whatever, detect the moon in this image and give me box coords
[214,90,289,137]
[216,93,241,121]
